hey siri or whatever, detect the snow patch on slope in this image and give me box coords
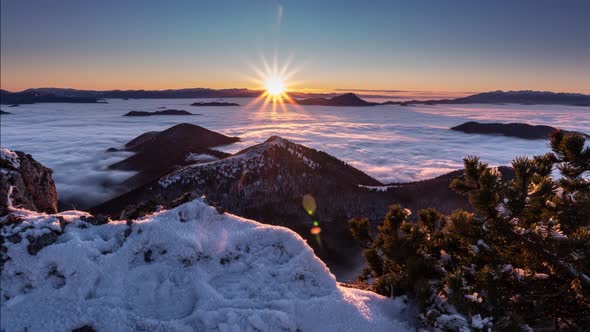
[185,153,219,163]
[160,136,318,188]
[1,199,412,331]
[357,184,398,192]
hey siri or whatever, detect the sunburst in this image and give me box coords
[247,55,300,112]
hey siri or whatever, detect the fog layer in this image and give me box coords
[1,98,588,208]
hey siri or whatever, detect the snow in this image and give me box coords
[465,292,483,303]
[0,148,20,169]
[160,136,320,188]
[476,239,492,252]
[185,153,219,163]
[357,184,396,192]
[1,199,413,331]
[435,314,469,331]
[471,314,492,329]
[549,228,567,239]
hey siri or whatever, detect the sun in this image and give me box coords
[265,77,286,96]
[246,55,301,112]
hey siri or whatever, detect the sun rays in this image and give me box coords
[246,55,302,113]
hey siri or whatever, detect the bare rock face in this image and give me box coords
[0,148,58,215]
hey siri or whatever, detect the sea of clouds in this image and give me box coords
[1,98,588,209]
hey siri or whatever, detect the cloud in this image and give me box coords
[1,100,585,208]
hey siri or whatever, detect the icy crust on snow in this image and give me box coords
[1,199,411,331]
[160,137,319,188]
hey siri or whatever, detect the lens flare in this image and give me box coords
[302,194,317,216]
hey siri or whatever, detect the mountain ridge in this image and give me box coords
[4,88,589,106]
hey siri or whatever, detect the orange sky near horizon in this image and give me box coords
[2,53,588,94]
[2,63,589,95]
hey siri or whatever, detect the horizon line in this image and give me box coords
[2,86,589,96]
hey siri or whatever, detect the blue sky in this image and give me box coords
[1,0,589,92]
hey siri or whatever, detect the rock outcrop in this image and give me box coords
[0,149,58,215]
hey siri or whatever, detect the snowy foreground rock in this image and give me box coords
[1,199,413,331]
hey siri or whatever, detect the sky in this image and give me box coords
[1,0,589,93]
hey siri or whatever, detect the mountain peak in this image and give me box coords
[293,93,377,106]
[159,135,381,189]
[265,135,291,145]
[335,92,360,98]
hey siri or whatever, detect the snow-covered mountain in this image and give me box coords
[1,199,413,331]
[93,134,476,272]
[94,135,392,269]
[158,135,381,188]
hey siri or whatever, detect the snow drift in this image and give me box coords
[1,199,412,331]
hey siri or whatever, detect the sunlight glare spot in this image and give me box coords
[265,77,285,96]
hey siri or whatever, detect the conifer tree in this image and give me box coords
[350,131,590,330]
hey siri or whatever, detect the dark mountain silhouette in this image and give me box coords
[8,88,589,106]
[191,102,240,106]
[0,89,103,105]
[382,90,590,106]
[451,121,588,139]
[16,87,343,100]
[122,109,197,116]
[108,123,239,188]
[21,87,260,99]
[293,93,378,106]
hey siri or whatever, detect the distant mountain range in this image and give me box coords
[3,87,261,100]
[382,90,590,106]
[2,88,589,106]
[0,89,105,105]
[1,87,298,104]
